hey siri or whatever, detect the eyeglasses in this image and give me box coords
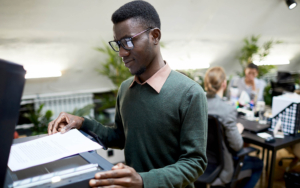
[109,27,152,52]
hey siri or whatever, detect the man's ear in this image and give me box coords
[151,28,161,45]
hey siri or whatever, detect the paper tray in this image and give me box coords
[4,131,113,188]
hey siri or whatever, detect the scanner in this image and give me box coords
[5,130,113,188]
[0,59,113,188]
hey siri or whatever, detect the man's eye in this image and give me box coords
[127,41,133,48]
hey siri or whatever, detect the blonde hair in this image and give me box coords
[204,66,226,95]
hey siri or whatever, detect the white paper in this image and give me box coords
[272,93,300,117]
[274,134,284,138]
[8,129,102,171]
[273,119,285,138]
[257,132,272,139]
[239,90,250,105]
[273,119,281,136]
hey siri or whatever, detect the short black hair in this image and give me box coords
[111,1,161,29]
[247,63,259,71]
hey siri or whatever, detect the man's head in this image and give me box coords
[111,0,160,30]
[110,1,161,76]
[245,63,259,81]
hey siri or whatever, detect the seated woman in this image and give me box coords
[204,66,263,188]
[227,63,266,102]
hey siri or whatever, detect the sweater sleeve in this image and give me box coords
[80,90,125,149]
[139,84,208,188]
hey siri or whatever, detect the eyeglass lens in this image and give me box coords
[110,42,120,52]
[110,39,134,52]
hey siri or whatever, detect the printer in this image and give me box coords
[0,59,113,188]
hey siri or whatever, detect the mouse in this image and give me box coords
[265,136,275,143]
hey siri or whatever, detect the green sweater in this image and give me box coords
[81,70,207,188]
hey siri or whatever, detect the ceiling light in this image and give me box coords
[24,66,62,79]
[253,59,290,66]
[170,61,210,70]
[286,0,297,9]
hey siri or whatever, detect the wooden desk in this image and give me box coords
[242,131,300,188]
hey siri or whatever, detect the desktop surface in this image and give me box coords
[242,131,300,149]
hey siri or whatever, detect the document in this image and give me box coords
[8,129,102,171]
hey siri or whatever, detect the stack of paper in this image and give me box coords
[8,129,102,171]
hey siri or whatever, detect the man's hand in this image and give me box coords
[48,112,84,135]
[89,163,143,188]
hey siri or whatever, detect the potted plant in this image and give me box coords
[237,35,282,78]
[94,43,132,124]
[23,104,53,136]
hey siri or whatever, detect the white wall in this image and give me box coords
[0,0,300,97]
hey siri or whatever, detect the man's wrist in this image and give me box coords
[138,173,144,188]
[78,117,85,129]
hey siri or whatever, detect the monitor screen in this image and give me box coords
[0,59,26,187]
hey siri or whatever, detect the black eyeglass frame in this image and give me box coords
[108,27,153,52]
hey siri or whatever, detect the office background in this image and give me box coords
[1,1,300,187]
[0,0,299,97]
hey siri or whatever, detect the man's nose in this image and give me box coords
[118,46,129,57]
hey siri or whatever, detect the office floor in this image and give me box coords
[252,144,300,188]
[195,144,300,188]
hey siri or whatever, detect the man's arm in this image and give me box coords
[80,91,125,149]
[48,86,125,149]
[139,84,208,188]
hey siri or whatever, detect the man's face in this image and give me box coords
[245,68,258,81]
[113,19,154,75]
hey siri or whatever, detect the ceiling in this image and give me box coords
[0,0,300,97]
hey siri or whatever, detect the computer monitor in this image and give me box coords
[271,71,296,98]
[0,59,26,187]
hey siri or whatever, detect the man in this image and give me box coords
[48,1,207,188]
[227,63,266,102]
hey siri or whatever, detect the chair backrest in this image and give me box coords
[196,115,225,184]
[207,115,224,168]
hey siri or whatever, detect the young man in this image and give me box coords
[227,63,266,102]
[48,1,207,187]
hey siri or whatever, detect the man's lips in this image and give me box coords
[123,59,134,64]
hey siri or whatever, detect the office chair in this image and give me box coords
[195,115,258,188]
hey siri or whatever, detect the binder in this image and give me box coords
[271,102,300,135]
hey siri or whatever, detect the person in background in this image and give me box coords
[205,66,263,188]
[48,1,208,188]
[227,63,266,102]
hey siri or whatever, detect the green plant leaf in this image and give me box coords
[95,41,132,89]
[23,104,53,135]
[69,104,95,117]
[237,35,281,78]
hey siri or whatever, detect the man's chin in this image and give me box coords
[133,67,146,76]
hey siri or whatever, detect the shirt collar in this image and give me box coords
[129,61,171,93]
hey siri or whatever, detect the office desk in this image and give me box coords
[242,131,300,188]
